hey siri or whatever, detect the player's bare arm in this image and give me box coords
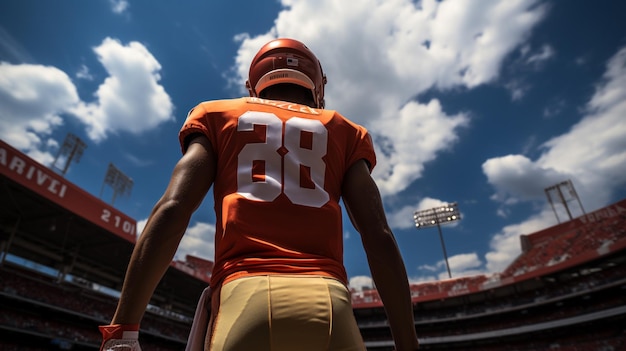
[110,135,216,325]
[342,159,420,351]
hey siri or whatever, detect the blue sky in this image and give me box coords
[1,0,625,290]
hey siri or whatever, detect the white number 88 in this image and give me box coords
[236,111,330,208]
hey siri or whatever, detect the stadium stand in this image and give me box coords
[1,138,625,350]
[0,140,206,350]
[353,198,626,350]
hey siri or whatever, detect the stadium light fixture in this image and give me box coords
[413,202,461,279]
[100,163,134,205]
[51,133,87,176]
[545,180,585,223]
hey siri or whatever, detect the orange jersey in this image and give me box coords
[179,97,376,287]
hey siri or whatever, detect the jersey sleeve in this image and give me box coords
[179,103,212,154]
[354,130,376,172]
[345,123,377,173]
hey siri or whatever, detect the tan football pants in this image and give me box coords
[188,275,366,351]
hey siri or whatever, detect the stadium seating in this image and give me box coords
[2,160,624,351]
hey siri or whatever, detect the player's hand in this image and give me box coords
[99,324,142,351]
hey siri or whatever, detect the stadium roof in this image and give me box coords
[0,140,207,315]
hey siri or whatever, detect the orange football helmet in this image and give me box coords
[246,38,327,108]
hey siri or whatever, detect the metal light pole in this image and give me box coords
[545,180,585,223]
[100,163,134,205]
[413,202,461,279]
[51,133,87,176]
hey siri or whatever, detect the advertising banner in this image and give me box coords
[0,140,137,242]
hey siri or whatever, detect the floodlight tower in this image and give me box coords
[51,133,87,176]
[413,202,461,279]
[545,180,585,223]
[100,163,134,205]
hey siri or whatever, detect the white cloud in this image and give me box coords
[482,46,626,272]
[503,44,555,101]
[371,99,469,196]
[525,44,555,66]
[231,0,546,197]
[349,275,374,291]
[387,203,421,230]
[76,64,94,81]
[417,263,438,273]
[417,197,453,211]
[536,53,626,209]
[1,37,174,159]
[409,275,438,284]
[138,218,216,262]
[175,221,216,262]
[0,62,79,163]
[418,252,483,280]
[448,252,482,274]
[504,79,529,101]
[136,218,148,237]
[482,154,569,204]
[71,37,175,142]
[448,252,483,276]
[484,46,626,211]
[484,207,555,272]
[109,0,129,15]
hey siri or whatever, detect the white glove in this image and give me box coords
[99,324,142,351]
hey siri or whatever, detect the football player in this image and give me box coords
[100,38,419,351]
